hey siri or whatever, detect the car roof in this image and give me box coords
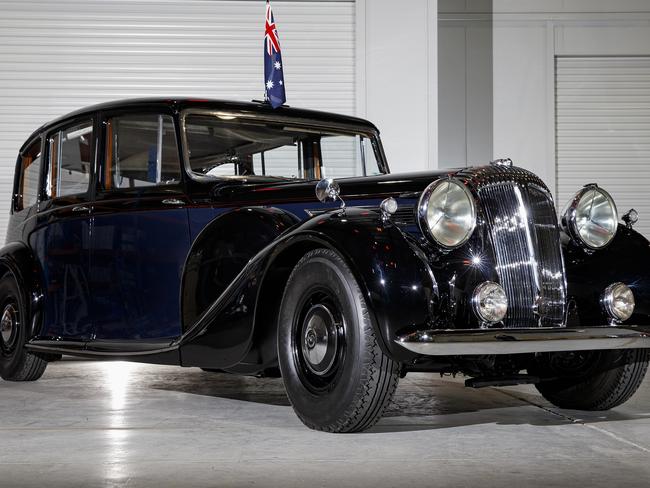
[21,98,379,152]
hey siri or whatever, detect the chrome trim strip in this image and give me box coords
[26,343,178,357]
[395,326,650,355]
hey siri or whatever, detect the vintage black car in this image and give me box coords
[2,98,650,432]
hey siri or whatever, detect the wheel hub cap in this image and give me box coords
[1,304,17,344]
[301,304,339,376]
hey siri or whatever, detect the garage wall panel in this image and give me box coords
[556,56,650,237]
[0,0,355,240]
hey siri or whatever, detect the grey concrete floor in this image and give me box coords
[1,359,650,488]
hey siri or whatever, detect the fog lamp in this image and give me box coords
[472,281,508,324]
[601,282,635,323]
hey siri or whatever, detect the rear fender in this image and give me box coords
[0,242,44,340]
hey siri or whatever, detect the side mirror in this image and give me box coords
[315,178,341,204]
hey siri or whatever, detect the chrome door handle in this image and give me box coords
[162,198,185,206]
[72,205,90,213]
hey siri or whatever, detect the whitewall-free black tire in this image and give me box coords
[278,248,399,433]
[0,273,47,382]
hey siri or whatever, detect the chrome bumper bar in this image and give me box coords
[395,326,650,356]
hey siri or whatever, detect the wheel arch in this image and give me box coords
[248,211,437,369]
[0,242,44,340]
[246,234,344,372]
[180,208,436,370]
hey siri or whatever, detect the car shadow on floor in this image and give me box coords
[147,369,649,433]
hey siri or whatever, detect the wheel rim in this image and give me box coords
[0,302,19,352]
[301,304,339,376]
[292,289,346,393]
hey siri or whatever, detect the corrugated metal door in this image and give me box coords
[0,0,356,240]
[556,56,650,238]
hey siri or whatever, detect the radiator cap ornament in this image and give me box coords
[622,209,639,229]
[490,158,513,167]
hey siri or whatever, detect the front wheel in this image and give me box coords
[529,348,649,410]
[0,272,47,381]
[278,248,399,433]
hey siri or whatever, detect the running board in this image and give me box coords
[395,326,650,356]
[465,375,540,389]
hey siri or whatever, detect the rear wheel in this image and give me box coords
[278,248,399,433]
[0,273,47,381]
[529,349,649,410]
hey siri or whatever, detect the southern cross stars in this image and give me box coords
[274,61,282,70]
[266,80,274,89]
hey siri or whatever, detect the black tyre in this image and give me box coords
[278,248,399,433]
[0,273,47,381]
[529,348,649,410]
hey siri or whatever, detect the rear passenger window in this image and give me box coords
[103,114,180,190]
[17,139,43,210]
[46,121,93,198]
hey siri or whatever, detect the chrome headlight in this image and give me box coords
[562,185,618,249]
[472,281,508,324]
[418,179,476,248]
[601,283,635,323]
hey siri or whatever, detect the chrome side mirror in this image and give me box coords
[315,178,345,209]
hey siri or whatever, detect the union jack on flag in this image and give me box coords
[264,0,286,108]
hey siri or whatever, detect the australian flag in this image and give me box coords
[264,0,286,108]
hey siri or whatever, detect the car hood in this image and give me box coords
[209,169,463,207]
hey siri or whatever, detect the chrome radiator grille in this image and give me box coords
[478,183,566,328]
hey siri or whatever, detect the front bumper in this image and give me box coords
[395,326,650,356]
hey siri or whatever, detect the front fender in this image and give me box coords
[287,208,438,360]
[179,207,437,368]
[563,225,650,326]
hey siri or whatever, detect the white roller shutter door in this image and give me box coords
[556,56,650,238]
[0,0,356,240]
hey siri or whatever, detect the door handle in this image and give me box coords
[72,205,90,213]
[162,198,185,206]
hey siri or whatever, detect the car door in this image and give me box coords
[28,118,95,341]
[88,110,191,343]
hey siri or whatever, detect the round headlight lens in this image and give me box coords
[601,282,635,323]
[472,281,508,324]
[418,179,476,248]
[563,185,618,249]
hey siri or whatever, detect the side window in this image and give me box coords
[319,135,381,178]
[251,145,302,179]
[17,138,43,210]
[104,114,180,190]
[46,121,93,198]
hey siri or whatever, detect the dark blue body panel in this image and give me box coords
[90,206,191,340]
[30,206,93,341]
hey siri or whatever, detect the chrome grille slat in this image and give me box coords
[527,186,567,324]
[476,180,566,328]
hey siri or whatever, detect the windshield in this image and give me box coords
[184,113,384,180]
